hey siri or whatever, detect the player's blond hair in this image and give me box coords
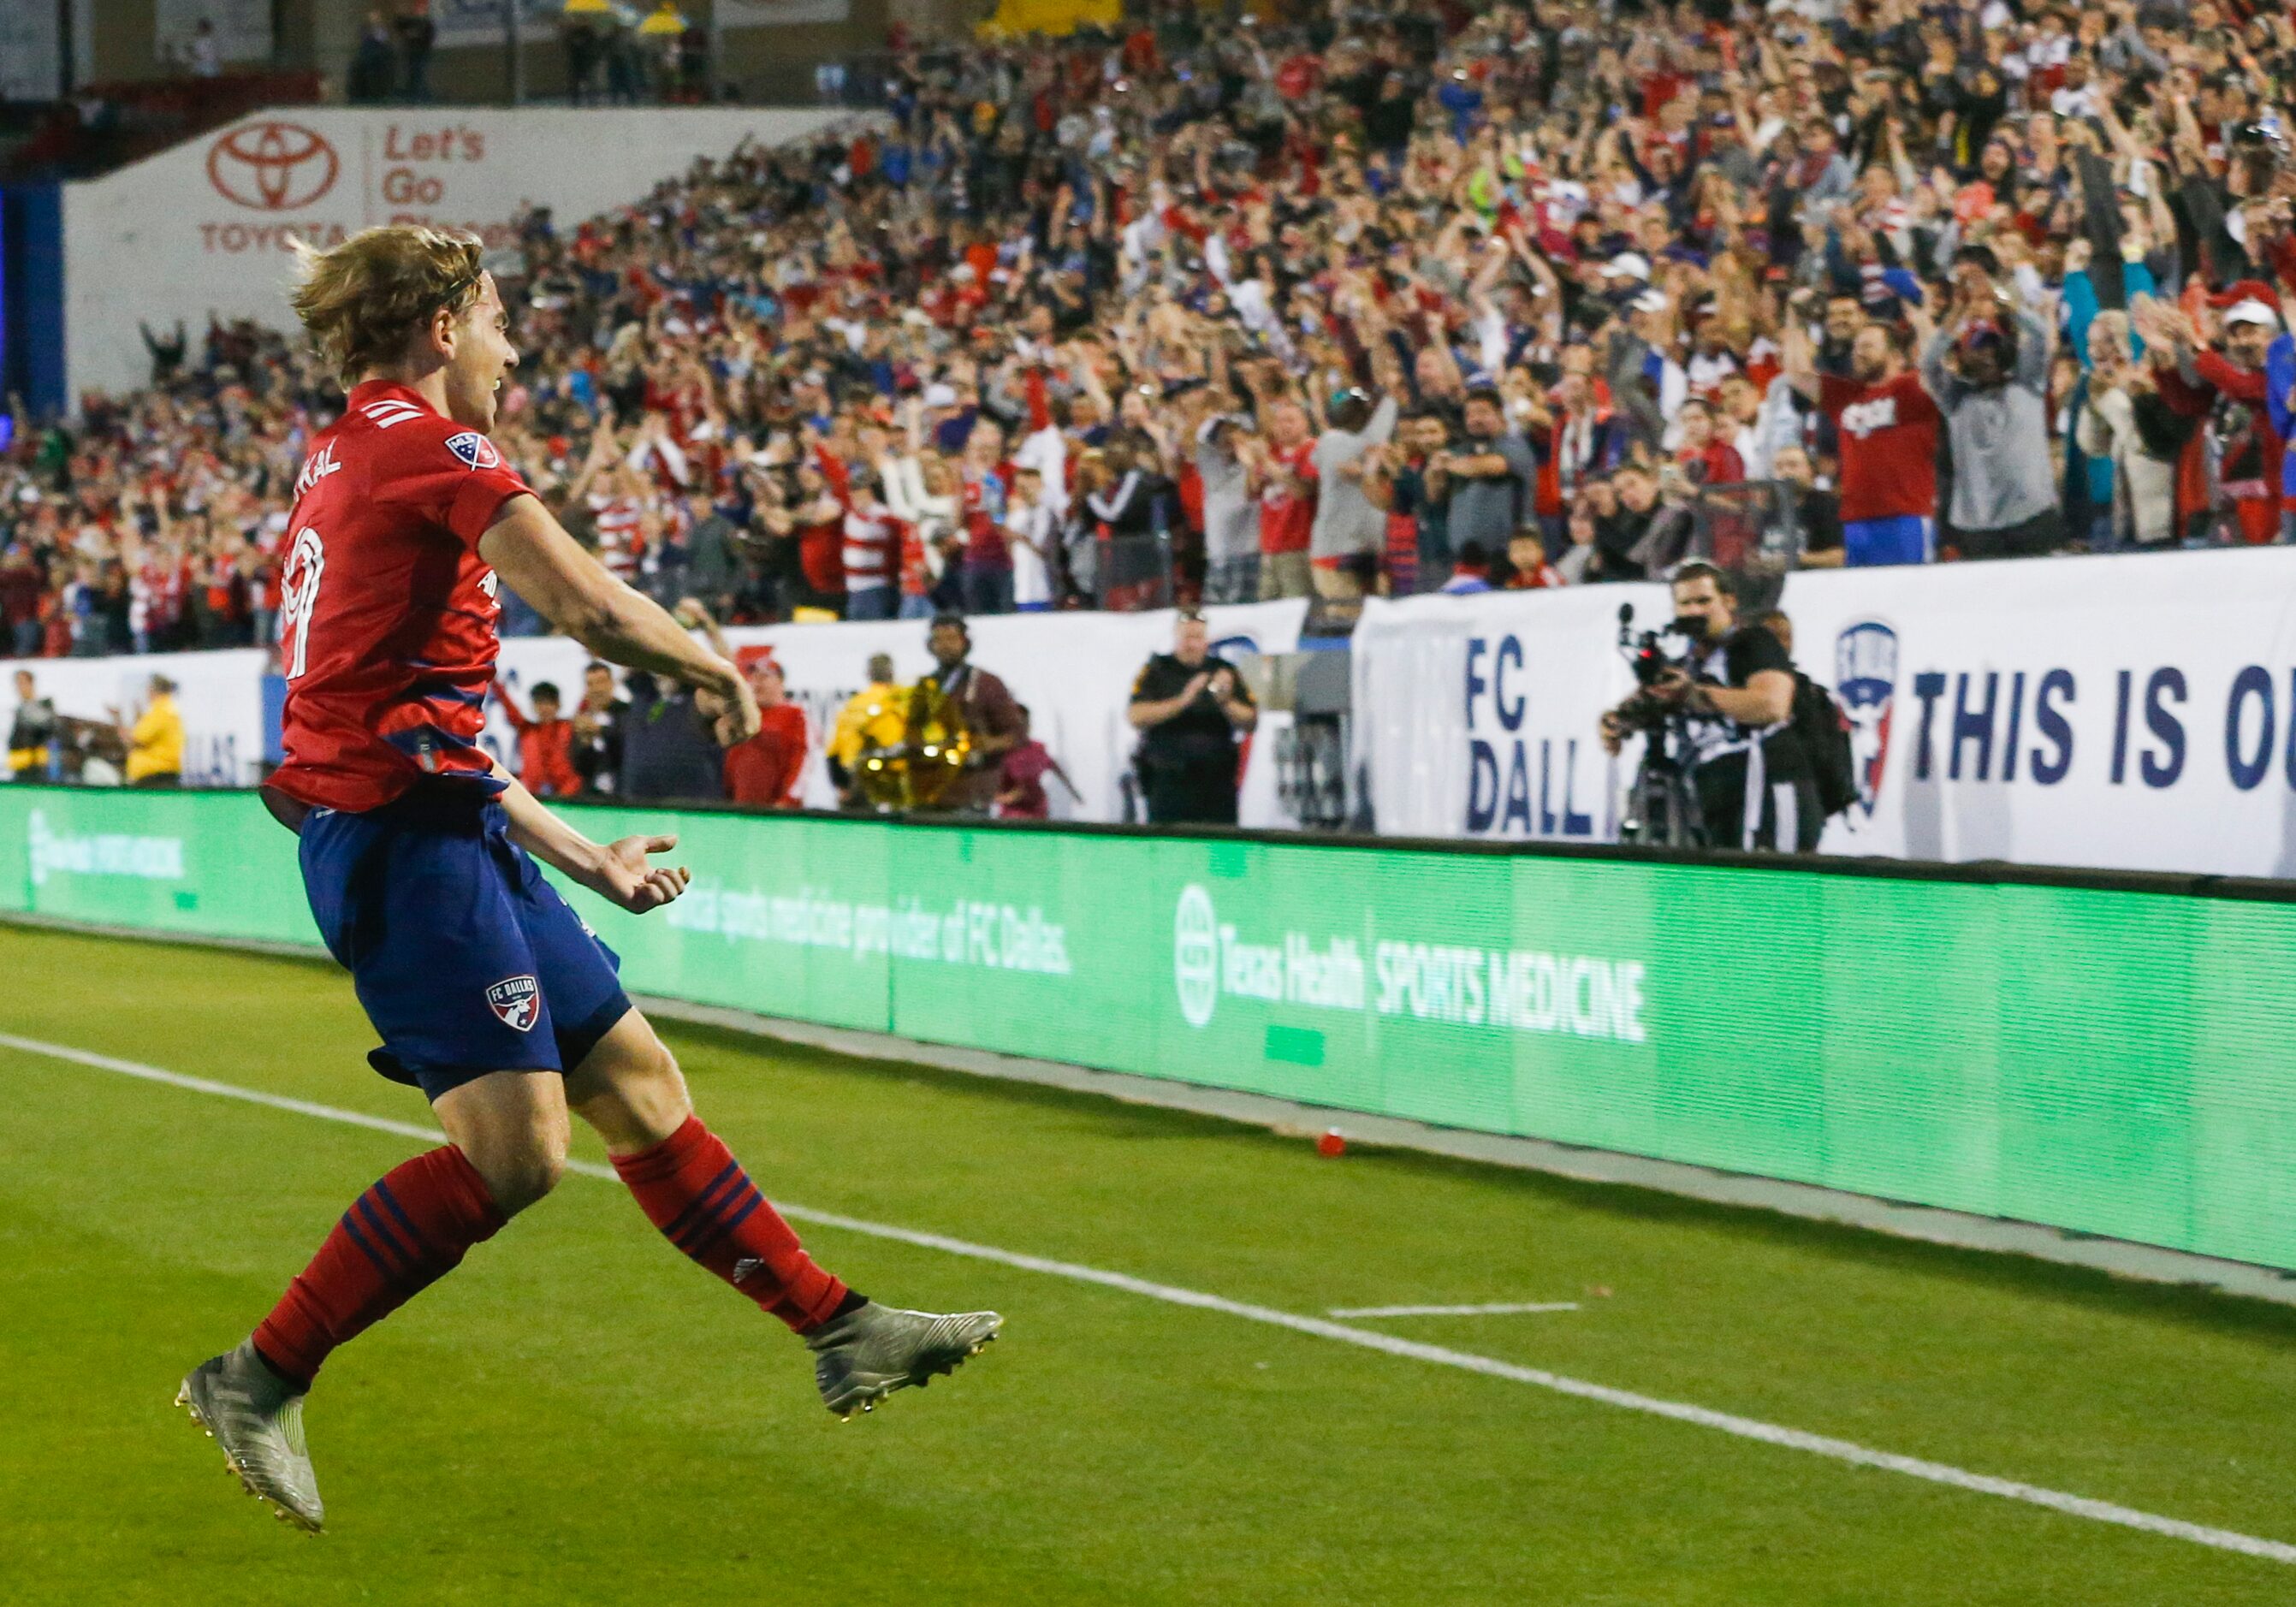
[289,225,486,387]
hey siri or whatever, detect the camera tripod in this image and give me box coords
[1619,716,1708,849]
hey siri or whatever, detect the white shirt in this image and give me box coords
[1006,502,1056,607]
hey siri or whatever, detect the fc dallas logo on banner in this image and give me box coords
[487,975,540,1031]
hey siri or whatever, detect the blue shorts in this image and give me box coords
[1843,515,1933,567]
[300,786,631,1102]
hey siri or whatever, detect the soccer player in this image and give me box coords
[175,227,1000,1533]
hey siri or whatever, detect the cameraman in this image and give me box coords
[1599,562,1818,851]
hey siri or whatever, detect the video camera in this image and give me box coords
[1611,603,1709,848]
[1612,602,1700,732]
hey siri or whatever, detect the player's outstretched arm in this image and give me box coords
[479,493,760,746]
[489,759,691,915]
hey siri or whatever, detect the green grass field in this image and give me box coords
[4,922,2296,1604]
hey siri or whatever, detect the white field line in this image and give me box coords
[1329,1302,1581,1318]
[5,1029,2293,1568]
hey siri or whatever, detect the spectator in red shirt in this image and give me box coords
[1246,398,1318,600]
[1502,528,1565,590]
[1672,397,1744,488]
[491,679,582,798]
[2146,295,2283,546]
[722,651,809,808]
[1785,301,1941,567]
[994,704,1074,820]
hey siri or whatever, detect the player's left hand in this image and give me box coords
[697,673,761,746]
[589,833,691,914]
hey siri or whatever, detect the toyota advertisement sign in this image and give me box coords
[205,121,343,215]
[62,107,855,402]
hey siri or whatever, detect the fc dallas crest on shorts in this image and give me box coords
[486,974,540,1031]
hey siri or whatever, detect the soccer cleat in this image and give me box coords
[805,1302,1002,1420]
[175,1341,325,1533]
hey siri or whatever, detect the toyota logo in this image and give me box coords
[207,121,340,211]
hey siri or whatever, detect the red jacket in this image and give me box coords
[2158,350,2281,543]
[495,692,581,798]
[723,703,809,808]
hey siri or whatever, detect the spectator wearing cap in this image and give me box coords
[1916,280,2062,560]
[2147,291,2285,546]
[722,651,810,809]
[1308,388,1399,604]
[1606,288,1688,450]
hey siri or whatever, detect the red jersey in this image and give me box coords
[269,381,533,812]
[1818,371,1940,525]
[1258,442,1319,554]
[796,514,845,596]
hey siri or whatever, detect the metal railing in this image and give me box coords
[1685,479,1805,615]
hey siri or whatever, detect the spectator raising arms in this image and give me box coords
[15,0,2296,641]
[493,679,583,798]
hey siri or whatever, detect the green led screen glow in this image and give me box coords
[6,785,2293,1271]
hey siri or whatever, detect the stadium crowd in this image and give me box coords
[8,0,2296,663]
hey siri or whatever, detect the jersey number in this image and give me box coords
[279,526,326,680]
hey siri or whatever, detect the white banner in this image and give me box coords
[0,603,1306,821]
[1,648,268,788]
[495,602,1308,823]
[62,107,854,401]
[1351,584,1667,845]
[1353,549,2296,879]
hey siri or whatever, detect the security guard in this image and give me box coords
[1127,609,1258,825]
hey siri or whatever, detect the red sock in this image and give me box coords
[610,1116,846,1332]
[252,1146,505,1389]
